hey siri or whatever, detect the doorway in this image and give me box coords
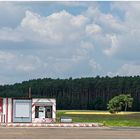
[35,106,52,119]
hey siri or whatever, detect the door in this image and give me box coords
[35,106,53,119]
[38,106,45,118]
[13,99,32,123]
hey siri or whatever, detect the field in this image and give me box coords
[57,110,140,126]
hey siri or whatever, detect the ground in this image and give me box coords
[57,110,140,126]
[0,110,140,139]
[0,127,140,139]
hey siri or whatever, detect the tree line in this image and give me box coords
[0,76,140,111]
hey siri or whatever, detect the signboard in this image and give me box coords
[13,99,32,122]
[60,117,72,123]
[35,102,53,106]
[15,102,30,117]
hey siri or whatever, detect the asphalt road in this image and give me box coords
[0,127,140,139]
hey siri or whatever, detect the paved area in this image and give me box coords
[0,127,140,139]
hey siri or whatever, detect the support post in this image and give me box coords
[29,87,32,98]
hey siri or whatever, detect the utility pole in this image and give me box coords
[29,87,32,98]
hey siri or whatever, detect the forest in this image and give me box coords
[0,76,140,111]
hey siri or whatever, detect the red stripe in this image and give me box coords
[1,98,3,113]
[32,104,35,108]
[32,99,40,107]
[6,98,8,123]
[1,98,3,123]
[11,99,13,122]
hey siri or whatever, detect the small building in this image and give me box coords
[0,98,56,123]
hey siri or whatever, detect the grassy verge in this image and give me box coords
[57,110,140,127]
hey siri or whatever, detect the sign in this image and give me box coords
[13,99,32,122]
[15,102,30,118]
[35,102,53,106]
[60,117,72,123]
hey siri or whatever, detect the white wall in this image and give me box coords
[2,98,6,122]
[8,98,12,123]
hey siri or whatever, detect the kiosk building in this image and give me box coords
[0,98,56,123]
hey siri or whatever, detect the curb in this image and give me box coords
[1,123,104,127]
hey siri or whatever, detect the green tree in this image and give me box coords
[119,94,133,111]
[107,96,122,113]
[107,94,133,113]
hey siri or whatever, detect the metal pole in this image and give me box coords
[29,87,32,98]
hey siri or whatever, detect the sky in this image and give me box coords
[0,1,140,85]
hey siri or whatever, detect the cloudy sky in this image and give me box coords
[0,1,140,85]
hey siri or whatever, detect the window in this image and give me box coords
[45,106,52,118]
[35,106,52,118]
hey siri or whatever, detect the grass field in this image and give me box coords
[57,110,140,126]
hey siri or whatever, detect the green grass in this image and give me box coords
[57,110,140,126]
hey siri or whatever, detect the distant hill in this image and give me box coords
[0,76,140,110]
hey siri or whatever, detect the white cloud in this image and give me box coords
[118,64,140,76]
[20,10,88,44]
[57,1,96,7]
[89,59,102,71]
[0,10,89,45]
[17,64,35,72]
[80,41,94,49]
[0,2,27,27]
[75,41,94,60]
[0,51,42,74]
[0,51,15,63]
[106,2,140,61]
[86,23,102,35]
[0,27,23,42]
[107,63,140,77]
[14,55,42,73]
[85,6,125,33]
[0,5,123,83]
[103,35,119,56]
[0,2,140,84]
[0,9,97,82]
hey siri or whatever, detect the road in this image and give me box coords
[0,127,140,139]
